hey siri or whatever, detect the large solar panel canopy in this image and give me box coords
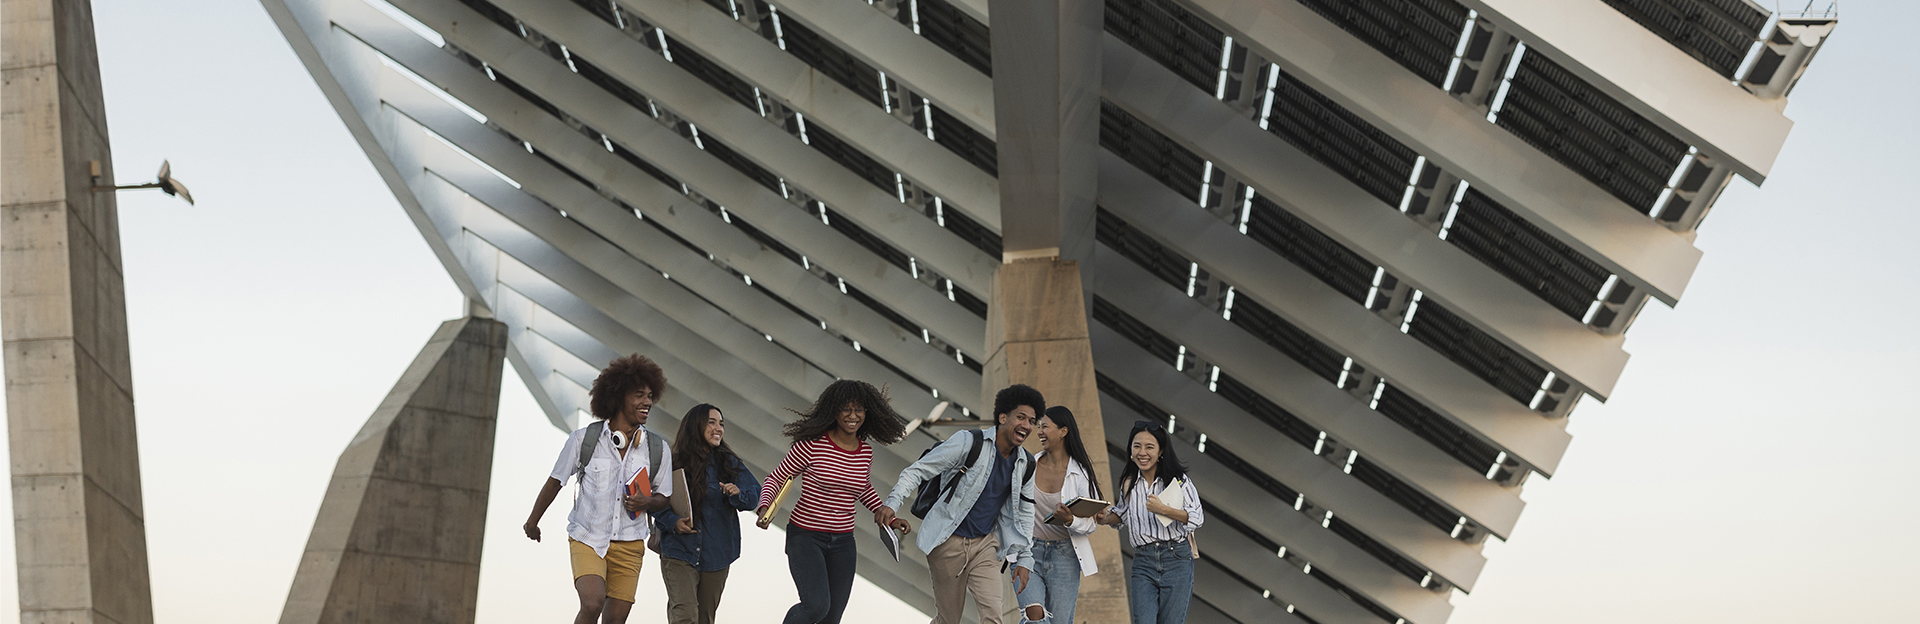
[263,0,1835,620]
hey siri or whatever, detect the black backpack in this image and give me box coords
[909,429,1036,519]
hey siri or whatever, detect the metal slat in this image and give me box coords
[379,0,993,361]
[1086,244,1528,537]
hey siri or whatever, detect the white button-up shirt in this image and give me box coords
[549,424,674,557]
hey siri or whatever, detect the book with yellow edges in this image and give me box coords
[759,477,797,525]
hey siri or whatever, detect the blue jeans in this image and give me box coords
[1015,539,1082,624]
[1127,538,1193,624]
[783,525,856,624]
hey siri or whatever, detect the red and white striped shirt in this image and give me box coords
[758,435,884,533]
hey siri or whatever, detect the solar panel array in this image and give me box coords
[1293,0,1467,87]
[273,0,1818,619]
[1104,0,1224,93]
[1598,0,1771,78]
[1497,52,1690,213]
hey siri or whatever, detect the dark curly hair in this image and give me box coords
[783,379,907,445]
[589,354,666,420]
[993,384,1046,425]
[672,403,740,516]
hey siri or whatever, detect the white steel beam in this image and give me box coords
[1162,1,1703,306]
[1096,326,1461,622]
[1088,240,1568,478]
[349,0,990,359]
[1188,504,1436,624]
[1095,167,1574,474]
[411,145,952,420]
[325,7,938,471]
[754,0,996,138]
[1092,324,1522,538]
[1094,319,1503,561]
[1192,558,1311,624]
[391,0,1000,297]
[1099,47,1629,399]
[508,0,1005,233]
[1460,0,1792,183]
[384,59,986,413]
[1097,392,1466,605]
[1092,324,1488,589]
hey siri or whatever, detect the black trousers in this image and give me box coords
[783,524,858,624]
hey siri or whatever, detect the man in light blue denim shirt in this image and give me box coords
[881,385,1042,624]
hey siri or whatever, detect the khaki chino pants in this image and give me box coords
[929,534,1003,624]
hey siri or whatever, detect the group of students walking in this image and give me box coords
[524,354,1206,624]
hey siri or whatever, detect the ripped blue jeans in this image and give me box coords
[1015,539,1081,624]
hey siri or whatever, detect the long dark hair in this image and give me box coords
[1116,421,1188,497]
[1040,406,1100,500]
[783,379,907,444]
[672,403,739,515]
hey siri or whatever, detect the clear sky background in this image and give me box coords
[0,1,1912,623]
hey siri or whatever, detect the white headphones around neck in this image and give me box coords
[611,428,632,450]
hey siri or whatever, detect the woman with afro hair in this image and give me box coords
[755,379,911,624]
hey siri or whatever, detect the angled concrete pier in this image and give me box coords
[279,316,508,624]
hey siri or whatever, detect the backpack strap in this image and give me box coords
[574,421,605,485]
[645,429,665,495]
[1018,449,1037,504]
[940,429,988,503]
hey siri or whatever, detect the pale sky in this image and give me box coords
[0,1,1913,623]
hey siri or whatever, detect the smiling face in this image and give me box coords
[703,409,725,447]
[619,386,655,429]
[998,405,1036,448]
[1036,415,1067,455]
[1130,430,1162,474]
[836,402,866,437]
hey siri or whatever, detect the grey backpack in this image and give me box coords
[573,421,663,494]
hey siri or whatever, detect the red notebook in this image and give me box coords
[626,468,651,519]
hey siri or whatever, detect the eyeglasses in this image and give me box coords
[1130,420,1163,433]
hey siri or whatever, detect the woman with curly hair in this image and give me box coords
[524,354,676,624]
[755,379,910,624]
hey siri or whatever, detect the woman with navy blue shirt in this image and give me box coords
[1097,421,1203,624]
[651,404,761,624]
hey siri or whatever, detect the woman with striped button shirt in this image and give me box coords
[1097,421,1203,624]
[756,380,911,624]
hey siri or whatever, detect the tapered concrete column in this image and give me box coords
[981,260,1127,624]
[279,316,508,624]
[3,0,156,622]
[985,1,1123,621]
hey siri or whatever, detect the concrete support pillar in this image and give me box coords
[279,317,508,624]
[981,260,1127,624]
[985,3,1122,620]
[2,0,156,622]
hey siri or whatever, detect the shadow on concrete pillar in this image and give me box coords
[279,317,508,624]
[4,0,155,621]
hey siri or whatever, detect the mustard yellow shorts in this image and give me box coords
[569,538,645,602]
